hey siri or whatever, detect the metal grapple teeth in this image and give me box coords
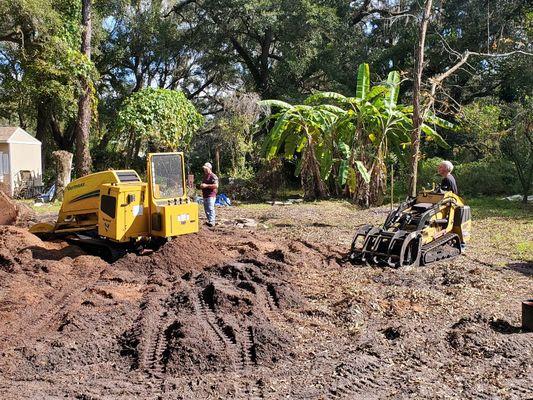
[349,224,373,263]
[349,226,422,268]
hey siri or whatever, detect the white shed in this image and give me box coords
[0,127,43,197]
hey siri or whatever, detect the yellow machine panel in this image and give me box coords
[30,169,142,235]
[98,183,149,242]
[150,201,199,238]
[147,152,199,238]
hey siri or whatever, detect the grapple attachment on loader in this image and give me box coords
[350,225,422,268]
[349,190,471,268]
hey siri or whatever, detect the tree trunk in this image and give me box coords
[215,144,221,176]
[52,151,73,202]
[36,102,50,173]
[74,0,93,177]
[408,0,433,197]
[301,136,327,200]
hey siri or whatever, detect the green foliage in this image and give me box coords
[499,97,533,202]
[261,63,455,204]
[457,98,502,161]
[356,64,370,100]
[0,0,97,161]
[116,88,204,153]
[455,96,532,202]
[1,0,530,194]
[409,157,522,197]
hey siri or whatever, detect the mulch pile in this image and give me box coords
[0,202,531,399]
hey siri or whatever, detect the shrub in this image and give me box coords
[394,157,521,198]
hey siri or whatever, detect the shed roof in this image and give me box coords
[0,127,41,145]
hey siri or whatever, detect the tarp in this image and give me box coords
[196,193,232,207]
[37,184,55,203]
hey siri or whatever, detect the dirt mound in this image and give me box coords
[0,192,36,227]
[0,191,18,225]
[0,226,86,273]
[112,232,305,386]
[112,229,231,277]
[0,226,317,398]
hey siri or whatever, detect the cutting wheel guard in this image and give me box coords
[349,225,422,268]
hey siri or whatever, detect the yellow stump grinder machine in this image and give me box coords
[349,189,471,268]
[30,152,199,261]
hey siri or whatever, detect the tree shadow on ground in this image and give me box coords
[507,261,533,277]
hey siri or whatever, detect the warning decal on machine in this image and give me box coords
[132,205,143,217]
[177,214,190,224]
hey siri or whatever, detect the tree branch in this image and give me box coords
[229,36,262,87]
[187,76,216,99]
[164,0,196,18]
[427,50,533,111]
[268,53,283,61]
[351,0,413,25]
[0,31,20,43]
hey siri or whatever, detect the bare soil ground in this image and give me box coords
[0,199,531,399]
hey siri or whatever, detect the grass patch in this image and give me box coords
[466,197,532,220]
[19,199,62,214]
[515,241,533,262]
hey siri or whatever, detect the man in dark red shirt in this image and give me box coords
[200,162,218,226]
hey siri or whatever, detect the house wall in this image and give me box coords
[0,143,10,194]
[9,143,42,196]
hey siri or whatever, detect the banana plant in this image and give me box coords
[304,63,455,206]
[259,100,345,199]
[260,63,455,204]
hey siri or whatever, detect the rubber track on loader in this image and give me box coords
[420,233,461,265]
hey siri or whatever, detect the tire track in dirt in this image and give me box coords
[329,358,384,399]
[1,266,107,349]
[139,311,171,378]
[195,286,263,399]
[133,286,172,380]
[126,260,173,380]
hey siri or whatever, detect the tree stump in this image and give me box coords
[52,151,73,202]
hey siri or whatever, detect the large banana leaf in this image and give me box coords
[347,167,357,193]
[317,104,346,115]
[385,71,400,108]
[421,124,450,148]
[304,92,348,105]
[262,110,292,158]
[354,160,370,183]
[356,63,370,101]
[366,85,388,101]
[294,133,307,152]
[425,113,457,131]
[338,141,351,158]
[283,130,302,158]
[337,159,349,186]
[259,99,293,109]
[319,146,334,180]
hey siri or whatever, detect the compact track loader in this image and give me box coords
[349,189,471,268]
[30,152,198,261]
